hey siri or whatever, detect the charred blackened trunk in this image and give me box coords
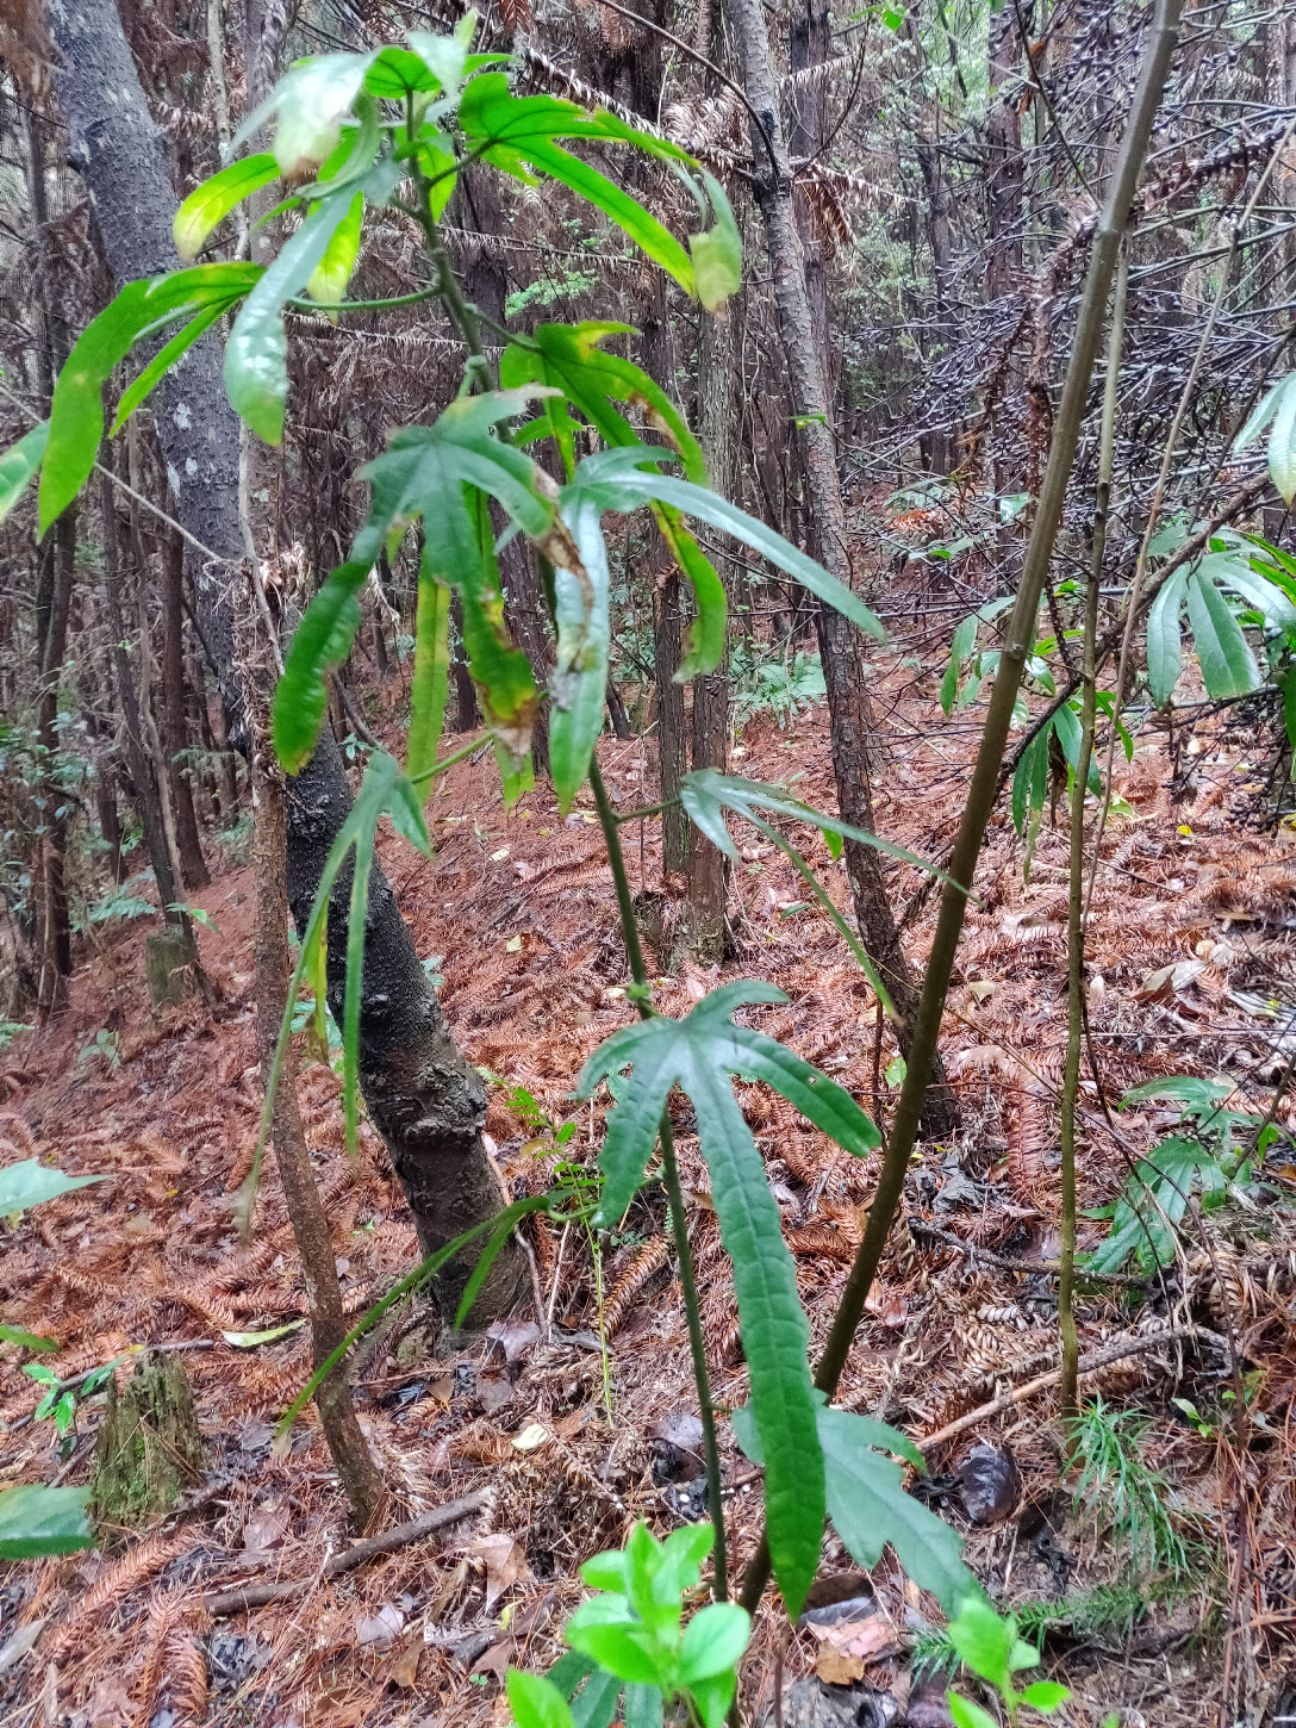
[51,0,525,1317]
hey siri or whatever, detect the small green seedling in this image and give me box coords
[24,1359,118,1438]
[947,1596,1070,1728]
[507,1522,750,1728]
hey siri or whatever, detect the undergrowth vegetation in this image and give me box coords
[2,1,1295,1725]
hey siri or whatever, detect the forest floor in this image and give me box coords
[3,637,1296,1728]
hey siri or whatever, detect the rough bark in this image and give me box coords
[161,528,209,889]
[100,467,194,969]
[725,0,959,1137]
[248,664,384,1527]
[51,0,524,1318]
[641,277,689,876]
[915,136,957,475]
[26,105,74,1017]
[681,286,735,963]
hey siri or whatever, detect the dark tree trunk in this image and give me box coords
[26,102,74,1017]
[449,593,480,733]
[457,167,551,772]
[726,0,960,1139]
[161,529,209,889]
[915,137,957,475]
[51,0,525,1318]
[33,512,76,1018]
[100,467,193,969]
[642,277,689,876]
[682,272,735,963]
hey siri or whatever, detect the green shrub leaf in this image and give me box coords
[578,982,857,1616]
[0,1485,93,1559]
[174,154,280,259]
[38,265,260,533]
[1185,566,1258,699]
[0,421,48,525]
[0,1159,103,1214]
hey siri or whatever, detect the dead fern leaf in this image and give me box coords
[602,1236,669,1336]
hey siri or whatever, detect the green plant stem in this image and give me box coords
[739,0,1181,1614]
[1060,254,1127,1420]
[590,755,730,1603]
[286,286,439,313]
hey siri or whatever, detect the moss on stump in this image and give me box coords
[90,1354,203,1538]
[145,929,198,1006]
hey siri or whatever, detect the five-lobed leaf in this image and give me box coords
[274,390,552,773]
[578,982,881,1616]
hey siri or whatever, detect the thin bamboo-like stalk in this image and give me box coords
[741,0,1183,1614]
[1060,253,1127,1418]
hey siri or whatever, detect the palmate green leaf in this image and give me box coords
[550,499,612,812]
[578,982,880,1616]
[0,1159,103,1214]
[1146,567,1187,706]
[419,127,460,221]
[0,1485,94,1560]
[505,367,721,675]
[174,153,280,260]
[818,1407,973,1612]
[688,1058,822,1614]
[0,421,48,525]
[1185,567,1259,699]
[1233,371,1296,504]
[460,76,698,296]
[274,390,551,773]
[109,300,232,434]
[408,559,452,797]
[561,447,882,642]
[502,323,706,483]
[235,53,368,177]
[38,264,261,533]
[679,770,952,883]
[734,1397,969,1611]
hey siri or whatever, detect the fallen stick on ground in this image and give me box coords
[916,1324,1229,1455]
[908,1220,1145,1286]
[202,1489,489,1616]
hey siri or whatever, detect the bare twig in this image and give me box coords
[201,1491,489,1616]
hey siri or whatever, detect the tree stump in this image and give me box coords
[145,929,197,1006]
[90,1354,203,1538]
